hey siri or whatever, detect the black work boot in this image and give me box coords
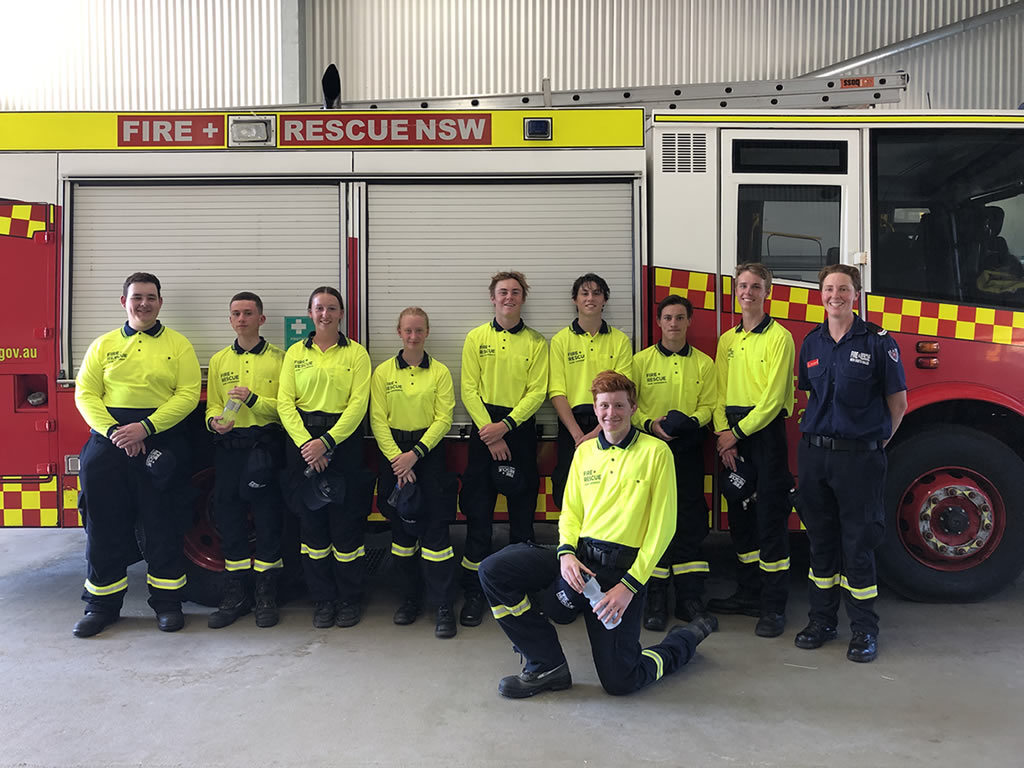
[498,663,572,699]
[460,591,486,627]
[435,603,457,639]
[675,597,719,632]
[208,572,252,629]
[643,578,669,631]
[253,570,280,628]
[706,588,761,617]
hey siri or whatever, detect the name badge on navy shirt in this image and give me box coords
[849,351,871,366]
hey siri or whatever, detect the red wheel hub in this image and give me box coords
[183,468,225,571]
[896,467,1004,572]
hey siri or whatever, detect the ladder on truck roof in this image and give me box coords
[317,68,908,111]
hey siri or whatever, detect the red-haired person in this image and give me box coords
[479,371,715,698]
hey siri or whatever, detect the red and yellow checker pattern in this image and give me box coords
[0,203,51,239]
[866,295,1024,346]
[0,477,77,527]
[654,267,717,310]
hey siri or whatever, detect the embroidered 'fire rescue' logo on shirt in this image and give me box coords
[478,344,495,358]
[581,468,601,486]
[385,381,403,394]
[567,350,585,365]
[219,372,240,385]
[293,359,313,370]
[849,351,871,365]
[645,372,667,385]
[105,351,128,364]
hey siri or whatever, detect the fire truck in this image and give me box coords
[1,71,1022,604]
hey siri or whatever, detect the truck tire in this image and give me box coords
[878,426,1024,602]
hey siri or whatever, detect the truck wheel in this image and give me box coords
[878,426,1024,602]
[183,467,227,607]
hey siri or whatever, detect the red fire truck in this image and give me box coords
[1,89,1022,603]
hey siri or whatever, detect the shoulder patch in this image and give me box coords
[865,321,887,336]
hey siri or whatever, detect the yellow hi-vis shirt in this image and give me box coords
[548,319,634,407]
[556,427,677,593]
[278,333,371,449]
[632,342,716,433]
[369,351,455,461]
[712,315,795,439]
[461,319,548,430]
[205,338,285,431]
[75,321,201,437]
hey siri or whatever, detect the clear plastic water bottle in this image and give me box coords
[304,449,334,478]
[582,574,621,630]
[220,398,242,422]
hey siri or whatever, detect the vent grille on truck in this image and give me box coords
[661,133,708,173]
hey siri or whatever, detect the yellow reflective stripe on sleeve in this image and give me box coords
[461,556,481,572]
[391,542,419,558]
[84,577,128,596]
[253,558,283,572]
[841,575,879,600]
[759,557,791,573]
[146,573,187,591]
[333,545,366,563]
[650,566,671,580]
[808,568,841,589]
[641,649,665,680]
[737,549,760,564]
[301,543,331,560]
[421,546,454,563]
[224,558,251,572]
[672,561,710,575]
[490,595,531,619]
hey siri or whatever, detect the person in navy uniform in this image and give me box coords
[794,264,907,663]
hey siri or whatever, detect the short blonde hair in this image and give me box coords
[489,270,530,298]
[735,262,773,291]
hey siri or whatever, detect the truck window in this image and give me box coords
[736,184,841,283]
[871,129,1024,309]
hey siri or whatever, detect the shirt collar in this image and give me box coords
[397,350,431,369]
[232,337,267,355]
[122,320,163,338]
[304,331,349,349]
[492,318,525,334]
[735,314,773,334]
[571,318,610,336]
[818,313,868,343]
[656,341,691,357]
[597,426,640,451]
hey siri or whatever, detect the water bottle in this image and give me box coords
[304,449,334,478]
[582,574,621,630]
[220,398,242,422]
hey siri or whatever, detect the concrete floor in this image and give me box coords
[1,526,1022,768]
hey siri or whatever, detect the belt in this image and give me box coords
[579,538,637,570]
[805,434,882,452]
[299,410,340,429]
[391,427,426,444]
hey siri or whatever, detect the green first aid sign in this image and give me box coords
[285,316,312,347]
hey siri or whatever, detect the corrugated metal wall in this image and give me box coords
[304,0,1024,110]
[0,0,1019,111]
[0,0,283,111]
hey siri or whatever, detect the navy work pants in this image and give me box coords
[459,409,539,593]
[727,412,793,614]
[78,427,191,615]
[653,439,710,602]
[551,406,598,510]
[479,542,698,696]
[285,428,366,604]
[797,440,886,635]
[377,431,456,608]
[212,433,284,573]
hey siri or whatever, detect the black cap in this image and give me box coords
[662,410,698,437]
[719,457,757,505]
[240,445,276,500]
[492,462,525,496]
[143,448,177,490]
[391,481,422,524]
[302,468,346,511]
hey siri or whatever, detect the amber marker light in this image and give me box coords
[916,341,940,353]
[916,357,940,369]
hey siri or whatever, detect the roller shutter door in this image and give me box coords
[366,181,637,432]
[69,184,341,373]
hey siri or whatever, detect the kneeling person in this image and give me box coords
[206,292,286,629]
[479,371,715,698]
